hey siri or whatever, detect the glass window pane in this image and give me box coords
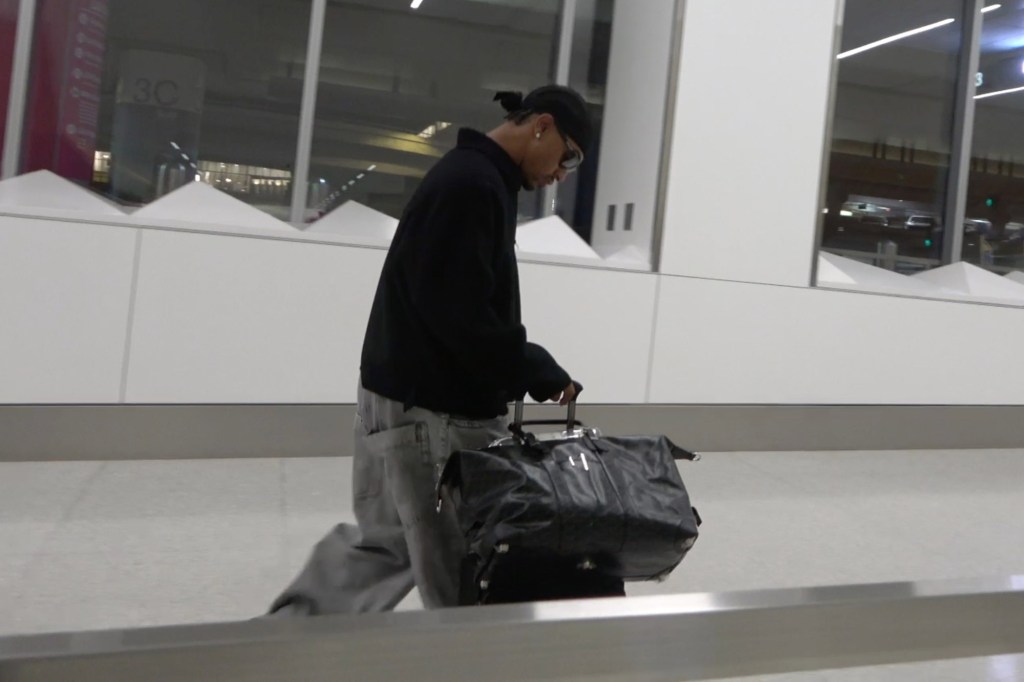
[552,0,612,245]
[0,0,19,156]
[305,0,561,224]
[962,3,1024,273]
[21,0,310,220]
[820,0,963,274]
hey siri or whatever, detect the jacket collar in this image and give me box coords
[456,128,523,194]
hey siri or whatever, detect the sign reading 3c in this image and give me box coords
[132,78,181,107]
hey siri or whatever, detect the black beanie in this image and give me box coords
[494,85,594,153]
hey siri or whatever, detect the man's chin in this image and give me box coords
[522,179,536,191]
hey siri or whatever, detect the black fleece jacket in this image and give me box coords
[359,128,570,418]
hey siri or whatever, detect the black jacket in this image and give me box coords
[360,128,570,418]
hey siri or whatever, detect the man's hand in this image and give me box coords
[549,381,578,406]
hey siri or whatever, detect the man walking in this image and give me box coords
[270,85,594,614]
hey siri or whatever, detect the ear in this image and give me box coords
[533,113,556,137]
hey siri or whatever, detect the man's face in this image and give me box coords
[521,116,584,191]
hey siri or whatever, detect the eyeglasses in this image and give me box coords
[558,130,584,172]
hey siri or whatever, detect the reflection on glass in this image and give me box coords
[963,3,1024,273]
[305,0,560,224]
[552,0,612,245]
[0,0,18,155]
[820,0,963,274]
[21,0,310,219]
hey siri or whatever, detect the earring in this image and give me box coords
[535,132,541,139]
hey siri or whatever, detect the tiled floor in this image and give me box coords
[2,449,1024,679]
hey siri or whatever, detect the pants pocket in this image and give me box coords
[354,421,429,500]
[378,423,439,532]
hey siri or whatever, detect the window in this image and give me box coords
[962,3,1024,273]
[21,0,311,219]
[0,0,19,155]
[552,0,612,245]
[304,0,561,223]
[6,0,672,269]
[820,0,964,273]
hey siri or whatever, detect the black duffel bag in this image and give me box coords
[438,389,700,603]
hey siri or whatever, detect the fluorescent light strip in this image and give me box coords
[410,0,423,8]
[838,5,1000,60]
[975,84,1024,100]
[837,18,954,59]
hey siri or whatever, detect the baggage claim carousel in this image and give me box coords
[1,575,1022,681]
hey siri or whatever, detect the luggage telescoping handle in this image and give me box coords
[513,380,583,434]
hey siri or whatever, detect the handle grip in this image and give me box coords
[512,380,583,435]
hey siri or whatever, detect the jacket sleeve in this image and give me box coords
[401,178,569,399]
[518,341,571,402]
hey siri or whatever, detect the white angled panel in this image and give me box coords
[817,252,961,298]
[305,201,398,244]
[0,215,136,403]
[913,262,1024,305]
[519,263,657,403]
[126,231,385,403]
[130,182,297,233]
[650,274,1024,405]
[516,216,601,260]
[659,0,840,285]
[0,170,126,215]
[815,253,857,285]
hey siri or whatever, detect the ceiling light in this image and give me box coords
[410,0,423,7]
[975,84,1024,100]
[839,6,999,61]
[837,18,955,59]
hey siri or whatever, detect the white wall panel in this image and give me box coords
[0,216,136,403]
[126,230,385,403]
[7,211,1024,407]
[519,263,657,403]
[659,0,840,285]
[649,275,1024,405]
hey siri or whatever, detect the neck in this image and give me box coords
[487,124,526,166]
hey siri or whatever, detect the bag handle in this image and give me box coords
[511,380,583,439]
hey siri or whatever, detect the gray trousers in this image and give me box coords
[270,384,508,613]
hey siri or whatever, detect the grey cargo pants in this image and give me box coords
[270,384,508,613]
